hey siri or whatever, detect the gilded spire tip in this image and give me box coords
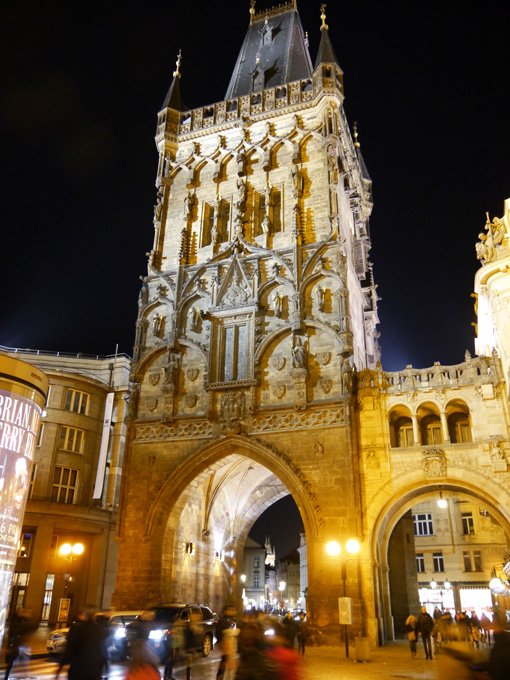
[173,49,182,78]
[320,3,328,31]
[250,0,256,23]
[353,121,360,147]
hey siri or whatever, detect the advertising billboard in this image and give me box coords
[0,354,48,643]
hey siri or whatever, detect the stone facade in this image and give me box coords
[111,4,510,649]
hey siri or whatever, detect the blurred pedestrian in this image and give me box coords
[235,624,277,680]
[296,613,309,657]
[4,607,30,680]
[215,605,237,680]
[56,611,106,680]
[266,623,303,680]
[405,614,417,659]
[487,611,510,680]
[126,640,160,680]
[416,606,434,660]
[280,612,297,649]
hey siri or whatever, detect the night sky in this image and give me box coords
[1,2,508,557]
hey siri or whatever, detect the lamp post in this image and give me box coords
[279,580,286,609]
[60,542,84,595]
[326,539,360,659]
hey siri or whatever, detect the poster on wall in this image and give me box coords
[0,388,43,642]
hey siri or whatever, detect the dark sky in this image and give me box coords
[2,0,508,565]
[1,1,509,371]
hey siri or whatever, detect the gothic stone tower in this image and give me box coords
[113,2,379,642]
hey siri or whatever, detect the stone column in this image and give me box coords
[440,411,450,443]
[412,414,420,445]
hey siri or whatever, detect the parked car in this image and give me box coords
[126,603,216,660]
[46,610,144,658]
[46,626,69,655]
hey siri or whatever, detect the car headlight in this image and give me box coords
[264,628,275,636]
[114,628,126,639]
[149,629,164,642]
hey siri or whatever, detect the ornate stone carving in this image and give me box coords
[184,394,197,408]
[314,441,324,457]
[315,351,331,366]
[145,397,158,412]
[291,334,307,369]
[318,379,332,394]
[422,448,447,478]
[186,368,199,382]
[221,272,250,307]
[252,407,345,433]
[135,420,213,441]
[272,385,286,399]
[220,390,245,423]
[366,450,380,470]
[148,372,160,386]
[271,357,285,371]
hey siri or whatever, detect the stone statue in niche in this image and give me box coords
[152,313,163,337]
[183,191,195,222]
[341,356,353,394]
[291,165,303,199]
[291,335,308,369]
[315,286,326,313]
[189,307,202,332]
[162,353,179,385]
[476,212,508,263]
[236,148,246,176]
[272,292,283,317]
[126,380,140,417]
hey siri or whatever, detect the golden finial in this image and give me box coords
[173,49,182,78]
[320,3,328,31]
[255,53,260,65]
[353,121,360,147]
[250,0,256,23]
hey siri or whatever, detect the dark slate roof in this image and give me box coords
[225,7,313,100]
[314,26,341,69]
[161,74,183,111]
[356,146,372,182]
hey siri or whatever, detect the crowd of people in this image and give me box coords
[405,606,510,679]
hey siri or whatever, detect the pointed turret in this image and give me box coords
[314,4,341,68]
[314,4,344,94]
[162,50,184,111]
[225,1,313,99]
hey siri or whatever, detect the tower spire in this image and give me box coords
[161,50,183,111]
[320,4,328,31]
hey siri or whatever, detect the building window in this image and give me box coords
[253,576,260,588]
[432,552,444,572]
[448,412,472,443]
[416,553,425,573]
[37,423,45,447]
[41,574,55,621]
[463,550,482,572]
[461,513,475,535]
[59,426,84,453]
[51,467,78,504]
[18,533,33,558]
[421,415,443,445]
[254,557,260,568]
[222,324,248,382]
[394,417,414,447]
[413,513,434,536]
[9,573,30,613]
[28,463,37,500]
[64,389,90,415]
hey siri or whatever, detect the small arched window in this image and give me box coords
[421,414,443,445]
[448,412,472,443]
[394,417,414,448]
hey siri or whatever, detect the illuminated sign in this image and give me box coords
[0,355,47,644]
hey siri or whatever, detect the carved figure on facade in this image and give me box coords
[314,441,324,457]
[476,212,508,263]
[220,390,245,424]
[138,279,149,308]
[236,147,247,176]
[153,195,163,225]
[189,306,202,332]
[272,292,284,317]
[291,334,308,369]
[162,352,180,386]
[366,450,380,470]
[314,285,326,312]
[152,313,163,337]
[222,271,250,307]
[490,441,504,461]
[126,380,140,417]
[340,357,353,394]
[291,165,303,200]
[183,191,196,223]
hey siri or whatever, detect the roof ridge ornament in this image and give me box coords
[320,3,328,31]
[250,0,256,23]
[173,49,182,78]
[353,121,360,148]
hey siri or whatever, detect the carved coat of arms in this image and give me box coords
[315,351,331,366]
[184,394,197,408]
[273,385,286,399]
[186,368,199,382]
[148,372,160,386]
[318,379,332,394]
[271,357,285,371]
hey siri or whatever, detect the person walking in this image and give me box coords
[281,612,297,649]
[56,611,106,680]
[296,613,309,657]
[126,640,160,680]
[215,605,237,680]
[416,606,435,660]
[405,615,417,659]
[4,607,30,680]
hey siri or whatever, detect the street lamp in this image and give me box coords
[60,542,84,594]
[279,580,286,608]
[326,539,360,659]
